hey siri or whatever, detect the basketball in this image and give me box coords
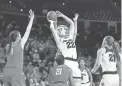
[47,11,57,22]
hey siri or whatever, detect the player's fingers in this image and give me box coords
[29,9,32,13]
[32,11,34,15]
[56,10,59,13]
[28,15,30,18]
[56,11,61,14]
[75,13,79,16]
[30,9,33,15]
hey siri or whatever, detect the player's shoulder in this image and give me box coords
[97,47,106,54]
[49,66,57,73]
[6,44,10,48]
[85,67,91,73]
[59,64,69,68]
[65,65,72,73]
[85,67,90,71]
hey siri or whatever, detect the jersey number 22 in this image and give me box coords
[66,41,75,48]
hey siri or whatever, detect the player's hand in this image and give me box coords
[91,69,95,74]
[28,9,35,19]
[91,69,99,74]
[48,19,55,24]
[73,13,79,21]
[56,11,64,17]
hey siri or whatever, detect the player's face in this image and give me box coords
[57,25,69,38]
[16,32,21,41]
[80,60,85,68]
[30,79,33,84]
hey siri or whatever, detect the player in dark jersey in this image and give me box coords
[48,54,75,86]
[3,9,34,86]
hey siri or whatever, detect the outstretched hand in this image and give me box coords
[73,13,79,21]
[28,9,35,19]
[56,11,64,17]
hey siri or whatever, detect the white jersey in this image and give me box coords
[57,38,77,59]
[101,47,117,72]
[81,69,89,83]
[57,38,80,78]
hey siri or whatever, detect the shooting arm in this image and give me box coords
[50,21,60,45]
[61,15,74,39]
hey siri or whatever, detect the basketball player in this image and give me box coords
[3,9,34,86]
[79,59,93,86]
[91,36,120,86]
[48,54,75,86]
[114,41,122,86]
[48,11,82,85]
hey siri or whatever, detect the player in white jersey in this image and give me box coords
[114,41,122,86]
[79,59,93,86]
[91,36,120,86]
[48,11,81,86]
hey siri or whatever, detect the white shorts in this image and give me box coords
[64,59,81,77]
[81,83,90,86]
[99,74,119,86]
[74,79,90,86]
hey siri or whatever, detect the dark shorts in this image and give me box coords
[3,74,26,86]
[3,67,25,86]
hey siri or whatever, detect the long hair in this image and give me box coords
[101,36,120,62]
[101,36,114,48]
[114,41,121,53]
[113,41,121,62]
[7,30,20,54]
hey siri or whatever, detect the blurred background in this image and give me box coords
[0,0,121,86]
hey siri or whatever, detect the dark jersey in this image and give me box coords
[5,41,23,73]
[48,65,71,84]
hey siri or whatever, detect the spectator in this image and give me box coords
[0,42,5,73]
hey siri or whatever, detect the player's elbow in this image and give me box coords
[69,21,74,26]
[95,63,100,68]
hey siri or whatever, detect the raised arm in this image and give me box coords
[56,11,74,25]
[56,11,75,39]
[73,13,79,41]
[49,20,60,45]
[21,9,34,49]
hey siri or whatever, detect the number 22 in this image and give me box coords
[66,42,75,48]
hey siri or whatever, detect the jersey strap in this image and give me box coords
[73,77,81,79]
[65,57,77,61]
[81,81,90,84]
[102,71,117,75]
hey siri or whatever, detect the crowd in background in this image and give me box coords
[0,15,120,86]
